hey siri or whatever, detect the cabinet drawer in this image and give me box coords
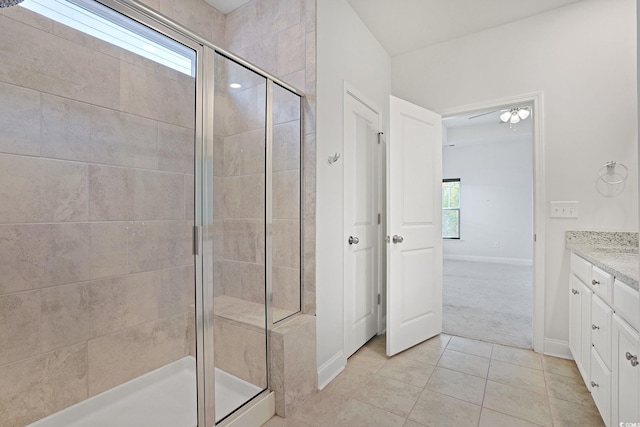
[592,295,613,369]
[592,265,613,305]
[591,348,612,427]
[613,280,640,331]
[571,253,592,285]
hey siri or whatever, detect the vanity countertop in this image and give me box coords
[566,231,639,291]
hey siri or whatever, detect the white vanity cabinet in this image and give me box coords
[569,252,640,427]
[611,314,640,426]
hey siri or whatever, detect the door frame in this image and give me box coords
[343,82,385,356]
[440,92,545,353]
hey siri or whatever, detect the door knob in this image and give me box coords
[592,324,600,330]
[591,381,599,388]
[392,235,404,244]
[592,279,600,286]
[348,236,360,245]
[626,352,639,367]
[571,289,579,295]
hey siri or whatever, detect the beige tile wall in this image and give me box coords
[225,0,316,316]
[270,314,317,415]
[0,6,197,426]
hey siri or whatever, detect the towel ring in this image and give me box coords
[599,161,628,185]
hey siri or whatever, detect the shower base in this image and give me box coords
[27,356,264,427]
[215,366,263,422]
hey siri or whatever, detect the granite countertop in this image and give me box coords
[566,231,639,291]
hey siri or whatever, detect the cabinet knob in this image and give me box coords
[591,324,600,330]
[626,352,639,367]
[591,279,600,286]
[590,381,599,388]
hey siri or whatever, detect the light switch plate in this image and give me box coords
[550,201,579,218]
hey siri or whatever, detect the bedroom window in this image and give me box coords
[442,179,460,239]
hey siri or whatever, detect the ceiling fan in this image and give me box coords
[468,106,531,124]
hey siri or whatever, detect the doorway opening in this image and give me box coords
[441,101,536,349]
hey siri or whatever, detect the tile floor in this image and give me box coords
[263,334,604,427]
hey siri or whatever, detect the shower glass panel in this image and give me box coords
[272,84,302,323]
[211,52,268,423]
[0,3,198,427]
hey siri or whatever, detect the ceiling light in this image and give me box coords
[500,107,531,125]
[142,44,157,53]
[229,83,242,89]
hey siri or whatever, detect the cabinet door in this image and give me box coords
[569,275,582,363]
[612,314,640,427]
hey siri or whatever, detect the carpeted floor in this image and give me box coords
[443,259,533,349]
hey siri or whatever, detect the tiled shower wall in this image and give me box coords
[225,0,317,315]
[213,64,268,306]
[143,0,316,316]
[0,7,196,427]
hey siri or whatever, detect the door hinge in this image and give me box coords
[377,131,383,144]
[378,213,381,224]
[534,234,537,242]
[192,225,200,256]
[377,293,381,305]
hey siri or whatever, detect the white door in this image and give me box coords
[386,95,443,356]
[344,92,380,358]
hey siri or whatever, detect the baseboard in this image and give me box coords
[444,254,533,266]
[317,351,346,390]
[544,338,572,359]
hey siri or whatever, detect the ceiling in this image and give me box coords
[204,0,251,14]
[346,0,583,56]
[443,105,533,147]
[206,0,583,55]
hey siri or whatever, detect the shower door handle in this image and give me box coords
[348,236,359,245]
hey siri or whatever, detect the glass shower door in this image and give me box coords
[0,2,200,427]
[209,52,268,423]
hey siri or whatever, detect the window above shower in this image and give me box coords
[20,0,196,76]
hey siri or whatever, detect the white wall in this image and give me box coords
[392,0,638,349]
[316,0,391,385]
[443,137,534,264]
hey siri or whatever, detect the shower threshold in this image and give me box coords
[26,356,265,427]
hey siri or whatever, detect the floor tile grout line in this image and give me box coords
[541,359,558,427]
[402,355,440,426]
[337,334,603,427]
